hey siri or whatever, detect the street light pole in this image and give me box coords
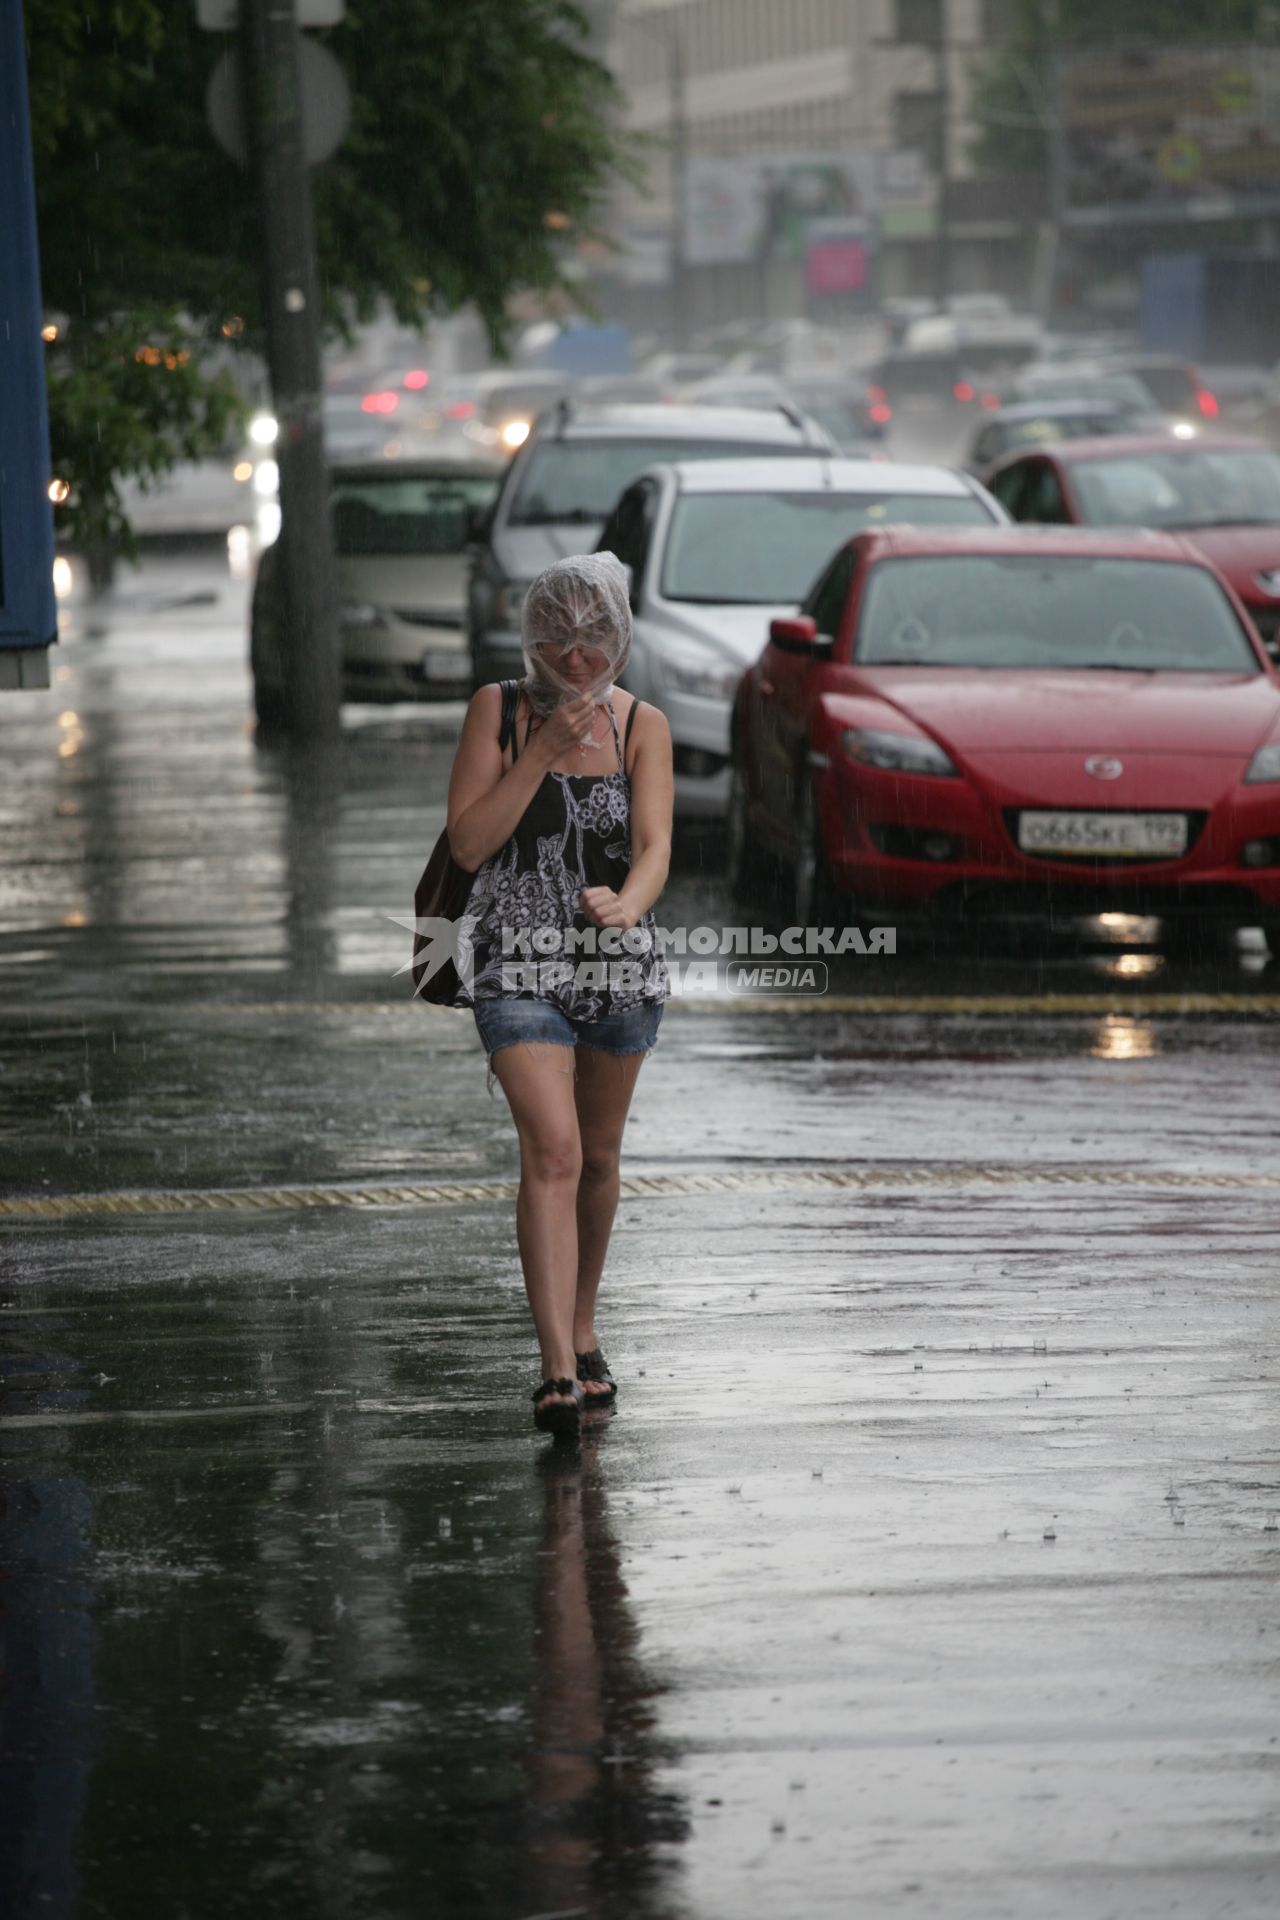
[239,0,340,741]
[669,23,689,348]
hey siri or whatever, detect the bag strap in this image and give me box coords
[498,677,518,755]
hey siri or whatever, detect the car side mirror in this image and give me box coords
[769,614,830,656]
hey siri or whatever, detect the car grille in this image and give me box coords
[393,607,464,629]
[1002,808,1207,866]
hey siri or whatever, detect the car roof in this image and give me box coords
[997,431,1266,466]
[654,456,981,495]
[845,525,1213,564]
[529,402,815,443]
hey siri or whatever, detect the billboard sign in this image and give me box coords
[1062,42,1280,218]
[684,151,879,267]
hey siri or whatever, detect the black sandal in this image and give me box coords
[575,1346,618,1402]
[532,1375,585,1437]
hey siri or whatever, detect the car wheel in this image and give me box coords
[725,753,774,905]
[789,774,843,929]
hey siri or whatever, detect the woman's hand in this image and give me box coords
[529,692,596,763]
[580,885,635,931]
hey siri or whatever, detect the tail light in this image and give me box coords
[980,391,1000,411]
[953,380,975,403]
[1197,388,1219,419]
[403,369,429,391]
[869,402,893,425]
[361,390,399,415]
[444,400,477,420]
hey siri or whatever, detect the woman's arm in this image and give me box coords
[581,703,673,928]
[447,687,594,871]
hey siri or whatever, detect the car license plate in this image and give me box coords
[1017,811,1188,858]
[421,649,464,681]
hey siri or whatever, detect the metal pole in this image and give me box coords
[669,23,689,348]
[1044,7,1066,330]
[239,0,340,741]
[934,4,951,306]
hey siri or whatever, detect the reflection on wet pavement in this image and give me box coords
[3,550,1280,1917]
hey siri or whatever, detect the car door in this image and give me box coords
[756,549,855,848]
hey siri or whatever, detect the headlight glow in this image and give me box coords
[500,418,531,450]
[340,602,385,629]
[1244,741,1280,784]
[249,412,278,447]
[841,727,959,777]
[660,654,741,700]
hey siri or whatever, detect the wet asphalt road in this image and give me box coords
[2,548,1280,1919]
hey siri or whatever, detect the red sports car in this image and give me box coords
[728,526,1280,940]
[985,433,1280,657]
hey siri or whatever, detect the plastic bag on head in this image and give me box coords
[520,552,633,715]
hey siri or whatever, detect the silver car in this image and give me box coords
[596,456,1007,817]
[250,456,503,724]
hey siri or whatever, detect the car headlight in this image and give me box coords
[339,601,385,629]
[1244,742,1280,783]
[841,727,958,777]
[660,653,741,700]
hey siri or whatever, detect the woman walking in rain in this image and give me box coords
[444,555,673,1438]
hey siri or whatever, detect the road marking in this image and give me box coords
[5,1161,1280,1224]
[5,993,1280,1022]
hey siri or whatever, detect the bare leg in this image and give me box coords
[572,1049,647,1366]
[491,1042,582,1412]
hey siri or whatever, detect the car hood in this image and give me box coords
[1178,524,1280,600]
[848,667,1280,756]
[493,523,602,578]
[339,553,465,612]
[642,599,798,665]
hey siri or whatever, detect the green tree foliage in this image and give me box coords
[24,0,627,551]
[970,0,1272,175]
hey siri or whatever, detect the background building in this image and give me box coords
[584,0,1032,341]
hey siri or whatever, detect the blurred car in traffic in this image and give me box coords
[728,526,1280,943]
[425,370,572,454]
[686,372,887,451]
[467,401,836,683]
[964,399,1163,482]
[250,456,503,725]
[1095,354,1219,422]
[596,456,1006,817]
[985,435,1280,659]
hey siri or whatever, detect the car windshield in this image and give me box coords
[507,439,805,526]
[662,493,993,604]
[856,555,1258,670]
[1124,365,1197,411]
[1070,448,1280,528]
[1018,374,1155,408]
[331,473,500,556]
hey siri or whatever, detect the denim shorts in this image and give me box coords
[473,996,664,1061]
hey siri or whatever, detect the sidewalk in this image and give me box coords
[2,553,1279,1918]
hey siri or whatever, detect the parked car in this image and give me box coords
[467,402,835,683]
[728,525,1280,944]
[250,456,504,725]
[985,434,1280,658]
[596,456,1006,817]
[964,399,1163,483]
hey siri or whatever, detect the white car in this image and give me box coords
[596,456,1007,817]
[250,456,503,725]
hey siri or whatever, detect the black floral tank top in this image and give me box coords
[454,688,670,1020]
